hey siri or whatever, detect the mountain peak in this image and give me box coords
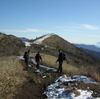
[33,33,55,44]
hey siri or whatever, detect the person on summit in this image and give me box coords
[23,50,30,70]
[35,52,42,69]
[56,50,66,73]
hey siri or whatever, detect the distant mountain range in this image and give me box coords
[83,49,100,59]
[75,44,100,52]
[19,37,29,42]
[74,44,100,59]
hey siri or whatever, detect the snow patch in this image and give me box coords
[18,56,57,72]
[34,33,54,44]
[73,75,97,84]
[17,56,24,60]
[31,59,57,72]
[42,76,46,78]
[55,75,75,82]
[44,75,100,99]
[24,41,31,46]
[35,69,44,74]
[56,75,100,85]
[44,82,93,99]
[71,90,93,99]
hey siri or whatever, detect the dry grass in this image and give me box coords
[0,54,99,98]
[31,53,100,82]
[0,56,28,99]
[77,82,100,97]
[77,66,100,81]
[41,54,80,74]
[90,72,100,82]
[0,56,60,99]
[31,53,80,75]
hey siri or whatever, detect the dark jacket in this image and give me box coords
[57,52,65,63]
[24,52,29,61]
[35,53,42,62]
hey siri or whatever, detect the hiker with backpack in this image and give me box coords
[23,50,30,70]
[35,52,42,69]
[56,50,66,73]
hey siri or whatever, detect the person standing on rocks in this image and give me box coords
[56,50,66,73]
[35,52,42,69]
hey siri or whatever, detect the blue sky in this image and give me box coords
[0,0,100,44]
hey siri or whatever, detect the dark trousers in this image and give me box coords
[36,61,40,69]
[25,59,29,69]
[57,62,63,73]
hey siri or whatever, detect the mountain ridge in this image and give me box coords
[30,33,99,67]
[0,32,25,56]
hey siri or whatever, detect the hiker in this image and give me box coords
[35,52,42,69]
[27,49,30,54]
[23,50,30,70]
[56,50,66,73]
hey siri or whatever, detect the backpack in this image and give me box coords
[23,52,27,59]
[63,53,66,60]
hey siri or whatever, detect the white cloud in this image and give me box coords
[0,28,55,34]
[55,24,99,31]
[0,28,41,33]
[23,29,40,32]
[77,24,98,30]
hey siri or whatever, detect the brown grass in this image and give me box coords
[41,54,80,74]
[0,56,60,99]
[31,53,100,82]
[77,82,100,97]
[0,56,28,99]
[0,54,100,98]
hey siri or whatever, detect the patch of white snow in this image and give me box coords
[71,90,93,99]
[34,33,54,44]
[31,59,57,72]
[73,75,99,84]
[17,56,24,60]
[44,75,100,99]
[25,41,31,47]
